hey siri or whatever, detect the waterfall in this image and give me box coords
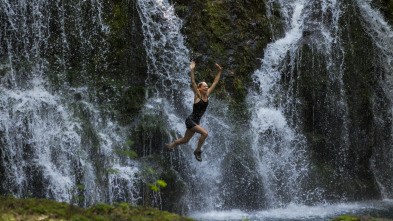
[137,0,393,212]
[0,0,139,206]
[356,0,393,199]
[249,0,393,209]
[137,0,242,212]
[249,0,311,207]
[249,0,360,207]
[2,0,393,216]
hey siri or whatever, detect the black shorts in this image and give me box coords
[185,116,199,129]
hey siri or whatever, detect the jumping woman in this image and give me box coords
[167,61,223,161]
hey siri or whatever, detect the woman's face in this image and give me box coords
[198,82,208,94]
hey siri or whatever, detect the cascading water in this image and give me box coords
[353,0,393,199]
[250,0,391,211]
[249,0,347,207]
[136,0,393,217]
[136,0,237,212]
[0,0,139,206]
[246,0,393,215]
[249,0,311,207]
[192,0,393,218]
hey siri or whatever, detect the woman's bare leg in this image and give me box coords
[190,125,208,152]
[168,129,195,149]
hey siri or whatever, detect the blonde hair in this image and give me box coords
[197,82,206,88]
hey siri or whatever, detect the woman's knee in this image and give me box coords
[202,130,208,138]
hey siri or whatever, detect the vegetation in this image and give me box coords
[332,215,361,221]
[332,215,393,221]
[0,196,195,221]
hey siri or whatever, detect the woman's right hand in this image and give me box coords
[190,61,196,70]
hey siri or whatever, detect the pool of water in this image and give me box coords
[189,200,393,221]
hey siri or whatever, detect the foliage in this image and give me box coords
[116,149,138,159]
[149,180,168,193]
[0,195,195,221]
[115,140,138,159]
[140,166,167,193]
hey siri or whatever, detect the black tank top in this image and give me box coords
[190,99,208,123]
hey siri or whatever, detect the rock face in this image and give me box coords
[287,0,392,201]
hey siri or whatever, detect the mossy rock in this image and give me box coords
[45,0,147,123]
[135,155,187,214]
[220,139,266,210]
[131,114,171,157]
[278,1,385,199]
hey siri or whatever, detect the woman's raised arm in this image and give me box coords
[207,63,223,96]
[190,61,200,97]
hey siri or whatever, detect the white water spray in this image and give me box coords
[0,0,139,206]
[356,0,393,199]
[250,0,348,207]
[249,0,310,208]
[137,0,233,211]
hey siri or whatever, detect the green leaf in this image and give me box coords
[156,180,167,188]
[150,185,159,192]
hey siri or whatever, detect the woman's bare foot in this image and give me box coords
[164,143,173,152]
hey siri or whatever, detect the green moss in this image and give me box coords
[116,149,138,159]
[0,196,195,221]
[114,140,138,159]
[233,78,246,100]
[332,215,359,221]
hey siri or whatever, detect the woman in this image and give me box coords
[167,61,223,161]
